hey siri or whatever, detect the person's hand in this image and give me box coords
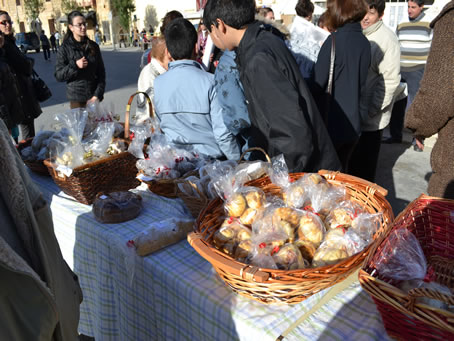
[76,56,88,69]
[87,96,98,105]
[415,137,424,151]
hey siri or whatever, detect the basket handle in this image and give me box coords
[188,232,270,283]
[406,287,454,312]
[239,147,271,163]
[124,91,154,139]
[318,169,388,197]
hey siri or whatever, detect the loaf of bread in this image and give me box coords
[92,191,142,224]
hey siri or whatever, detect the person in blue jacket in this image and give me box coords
[153,18,241,160]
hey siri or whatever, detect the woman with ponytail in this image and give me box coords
[55,11,106,108]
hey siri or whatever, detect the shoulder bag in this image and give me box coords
[31,70,52,102]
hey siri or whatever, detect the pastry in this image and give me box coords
[234,239,252,260]
[278,220,296,243]
[236,226,251,241]
[326,208,354,230]
[324,228,347,248]
[239,208,258,225]
[283,184,306,208]
[213,225,237,246]
[312,247,348,267]
[225,193,247,217]
[295,240,317,262]
[245,189,265,209]
[272,207,300,226]
[297,213,324,246]
[273,244,309,270]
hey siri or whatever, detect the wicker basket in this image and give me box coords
[177,147,272,218]
[188,170,394,304]
[43,92,153,205]
[17,138,50,176]
[359,194,454,340]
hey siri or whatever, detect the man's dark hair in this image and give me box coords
[203,0,256,32]
[365,0,385,16]
[410,0,425,7]
[326,0,368,30]
[295,0,315,18]
[160,10,183,35]
[164,18,197,60]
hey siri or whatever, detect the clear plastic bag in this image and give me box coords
[92,192,142,224]
[53,109,88,146]
[213,219,251,257]
[82,122,115,162]
[324,200,365,230]
[373,229,427,281]
[127,121,154,159]
[296,210,326,247]
[312,245,349,268]
[307,182,346,218]
[273,243,309,270]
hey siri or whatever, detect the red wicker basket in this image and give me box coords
[189,170,394,304]
[43,92,153,205]
[359,194,454,340]
[17,138,50,176]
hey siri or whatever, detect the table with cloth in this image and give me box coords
[30,171,390,341]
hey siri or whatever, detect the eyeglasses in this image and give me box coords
[0,20,12,26]
[72,22,87,28]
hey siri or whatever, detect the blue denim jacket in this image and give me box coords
[153,60,241,160]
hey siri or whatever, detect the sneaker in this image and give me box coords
[382,137,402,144]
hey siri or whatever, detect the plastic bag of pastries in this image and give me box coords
[324,200,365,230]
[92,191,142,223]
[312,245,349,268]
[296,210,326,246]
[213,218,252,257]
[273,243,310,270]
[253,206,302,243]
[304,180,347,219]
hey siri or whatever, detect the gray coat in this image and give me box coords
[0,119,82,340]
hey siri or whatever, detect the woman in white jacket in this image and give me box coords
[136,36,170,123]
[349,0,401,182]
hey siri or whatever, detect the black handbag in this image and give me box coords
[31,70,52,102]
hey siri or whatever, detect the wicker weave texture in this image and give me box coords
[359,195,454,340]
[190,170,394,304]
[44,151,139,205]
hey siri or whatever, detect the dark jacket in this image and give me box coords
[2,35,42,120]
[40,33,50,47]
[312,23,371,146]
[405,1,454,199]
[0,54,25,129]
[55,35,106,102]
[236,21,340,173]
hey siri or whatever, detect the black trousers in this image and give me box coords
[349,129,383,182]
[43,46,50,60]
[388,97,407,141]
[335,140,358,173]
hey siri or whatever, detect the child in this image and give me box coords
[153,18,240,160]
[203,0,340,172]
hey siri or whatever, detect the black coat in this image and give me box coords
[2,35,42,121]
[236,21,340,173]
[312,23,371,146]
[0,55,25,129]
[55,35,106,102]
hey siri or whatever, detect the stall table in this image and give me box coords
[31,172,390,341]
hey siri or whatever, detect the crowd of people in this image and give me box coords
[134,0,453,199]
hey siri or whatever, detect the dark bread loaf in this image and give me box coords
[92,192,142,224]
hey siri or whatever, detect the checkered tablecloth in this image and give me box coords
[31,172,390,341]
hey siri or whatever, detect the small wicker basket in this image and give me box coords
[359,194,454,340]
[44,92,152,205]
[189,170,394,304]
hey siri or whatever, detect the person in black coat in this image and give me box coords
[55,11,106,109]
[203,0,340,172]
[0,10,42,139]
[311,0,371,172]
[0,33,25,131]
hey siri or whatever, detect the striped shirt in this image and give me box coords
[396,12,432,72]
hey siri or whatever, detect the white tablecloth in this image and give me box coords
[31,172,390,341]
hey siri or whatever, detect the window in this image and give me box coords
[16,0,20,5]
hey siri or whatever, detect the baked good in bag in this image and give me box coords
[273,244,309,270]
[295,240,317,262]
[239,208,258,225]
[92,192,142,224]
[297,213,324,246]
[312,247,348,267]
[225,193,247,217]
[245,189,265,209]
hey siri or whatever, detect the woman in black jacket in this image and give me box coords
[55,11,106,108]
[0,10,42,139]
[311,0,371,171]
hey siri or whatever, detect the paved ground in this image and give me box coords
[30,46,433,217]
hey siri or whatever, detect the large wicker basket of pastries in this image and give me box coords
[188,165,394,304]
